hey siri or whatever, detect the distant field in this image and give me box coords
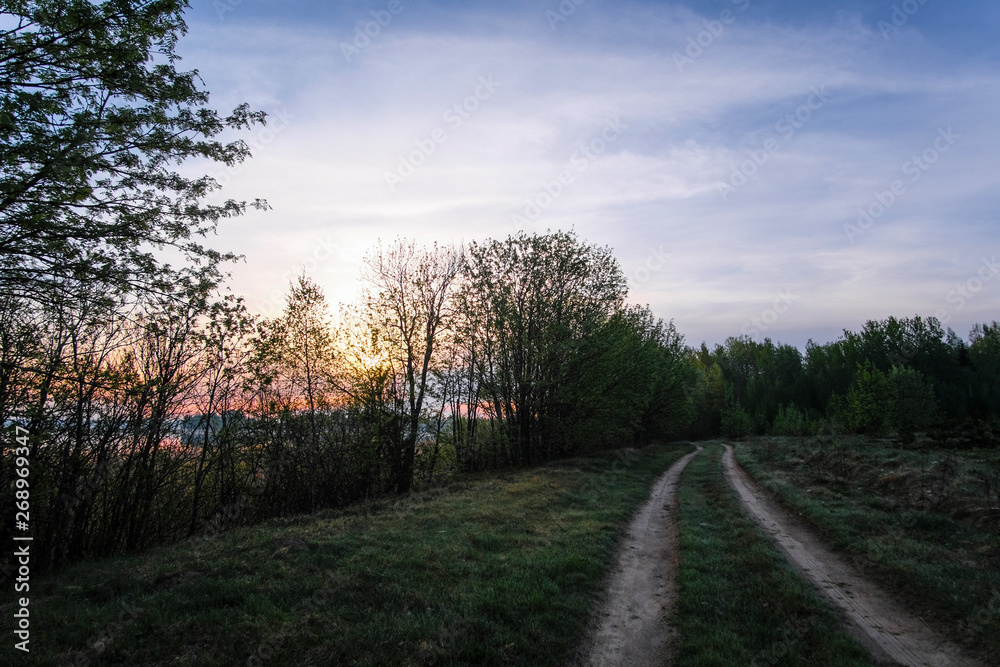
[735,435,1000,663]
[10,444,691,666]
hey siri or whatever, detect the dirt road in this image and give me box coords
[578,446,702,667]
[721,444,982,667]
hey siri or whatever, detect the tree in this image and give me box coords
[457,231,627,463]
[0,0,266,302]
[250,275,340,511]
[969,322,1000,419]
[187,294,256,536]
[885,365,935,443]
[359,239,463,493]
[845,361,890,435]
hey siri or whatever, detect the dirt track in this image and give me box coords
[578,446,701,667]
[721,444,982,667]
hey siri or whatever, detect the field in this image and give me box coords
[671,441,873,666]
[7,436,998,665]
[735,435,1000,663]
[9,445,691,666]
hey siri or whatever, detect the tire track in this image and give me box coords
[579,446,702,667]
[721,444,982,667]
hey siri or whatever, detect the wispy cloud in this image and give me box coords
[179,0,1000,347]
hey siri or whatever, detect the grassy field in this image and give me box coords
[10,444,692,666]
[671,441,874,666]
[735,435,1000,663]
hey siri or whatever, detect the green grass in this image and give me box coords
[11,444,692,666]
[672,442,874,666]
[734,436,1000,663]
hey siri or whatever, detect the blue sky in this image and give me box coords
[178,0,1000,348]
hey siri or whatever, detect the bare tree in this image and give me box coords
[250,275,340,512]
[360,239,464,493]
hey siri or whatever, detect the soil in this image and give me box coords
[721,444,983,667]
[576,446,702,667]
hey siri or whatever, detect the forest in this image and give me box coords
[693,317,1000,444]
[2,0,999,581]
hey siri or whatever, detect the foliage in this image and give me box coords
[736,437,1000,663]
[0,0,267,302]
[845,362,890,435]
[455,230,629,464]
[721,401,754,440]
[1,230,705,574]
[772,403,811,437]
[885,365,936,443]
[692,316,1000,443]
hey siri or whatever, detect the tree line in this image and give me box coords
[694,316,1000,444]
[0,231,699,572]
[0,1,698,574]
[2,1,998,577]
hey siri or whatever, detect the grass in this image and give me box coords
[734,435,1000,663]
[671,441,874,666]
[11,443,692,666]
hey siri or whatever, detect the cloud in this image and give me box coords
[178,1,1000,347]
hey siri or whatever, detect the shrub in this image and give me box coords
[845,362,890,435]
[721,403,754,439]
[885,366,936,443]
[771,404,810,436]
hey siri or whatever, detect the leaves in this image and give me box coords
[0,0,266,301]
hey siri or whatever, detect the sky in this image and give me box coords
[177,0,1000,349]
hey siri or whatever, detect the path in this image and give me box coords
[721,444,982,667]
[579,446,702,667]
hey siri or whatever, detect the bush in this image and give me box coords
[885,366,935,443]
[721,403,754,439]
[771,404,810,436]
[845,362,890,435]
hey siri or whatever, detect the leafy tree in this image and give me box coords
[721,394,753,440]
[0,0,266,301]
[458,231,627,464]
[885,365,935,443]
[772,404,810,436]
[969,322,1000,419]
[689,343,725,437]
[627,314,699,443]
[845,361,890,435]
